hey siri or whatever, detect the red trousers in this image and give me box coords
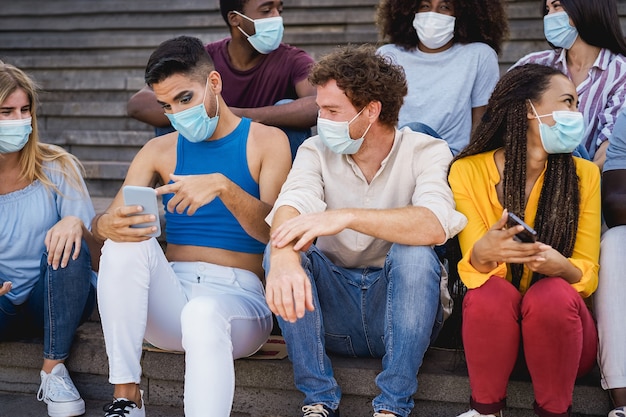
[462,276,597,417]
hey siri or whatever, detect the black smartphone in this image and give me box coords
[506,212,538,243]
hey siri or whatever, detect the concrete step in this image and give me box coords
[83,161,129,181]
[83,161,129,197]
[0,0,378,17]
[40,115,149,133]
[72,146,139,163]
[0,391,197,417]
[60,129,152,148]
[0,322,611,417]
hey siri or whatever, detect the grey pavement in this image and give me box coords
[0,390,607,417]
[0,391,251,417]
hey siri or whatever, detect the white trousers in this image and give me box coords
[596,225,626,390]
[97,239,272,417]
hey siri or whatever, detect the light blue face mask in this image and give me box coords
[0,117,32,154]
[234,11,284,54]
[317,108,371,155]
[529,101,584,154]
[165,81,219,143]
[544,11,578,49]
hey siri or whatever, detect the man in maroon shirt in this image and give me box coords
[127,0,317,159]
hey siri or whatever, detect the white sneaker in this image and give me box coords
[374,413,397,416]
[609,406,626,417]
[456,409,502,417]
[37,363,85,417]
[102,390,145,417]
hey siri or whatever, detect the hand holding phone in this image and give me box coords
[122,185,161,238]
[506,212,537,243]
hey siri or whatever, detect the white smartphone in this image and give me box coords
[122,185,161,238]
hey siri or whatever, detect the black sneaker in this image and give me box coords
[302,404,340,417]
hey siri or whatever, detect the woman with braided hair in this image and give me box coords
[448,63,600,417]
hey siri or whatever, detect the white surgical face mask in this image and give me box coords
[0,117,32,154]
[234,11,284,54]
[317,108,371,154]
[413,12,456,50]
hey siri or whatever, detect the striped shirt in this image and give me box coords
[512,48,626,159]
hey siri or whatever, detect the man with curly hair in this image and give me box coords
[376,0,507,155]
[264,44,467,417]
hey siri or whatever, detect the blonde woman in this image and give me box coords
[0,63,99,417]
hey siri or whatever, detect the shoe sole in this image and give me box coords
[47,398,86,417]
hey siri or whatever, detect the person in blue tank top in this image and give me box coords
[92,36,291,417]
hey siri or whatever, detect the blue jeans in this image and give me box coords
[400,121,441,139]
[0,242,96,360]
[265,244,443,417]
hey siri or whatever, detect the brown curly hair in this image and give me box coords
[376,0,508,54]
[309,44,408,128]
[451,64,580,289]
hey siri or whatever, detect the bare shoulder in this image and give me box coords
[126,131,178,183]
[141,131,178,155]
[245,122,291,184]
[247,121,290,159]
[248,121,289,146]
[132,132,177,165]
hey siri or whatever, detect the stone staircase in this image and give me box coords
[0,0,381,198]
[5,0,621,197]
[1,1,624,415]
[0,319,612,417]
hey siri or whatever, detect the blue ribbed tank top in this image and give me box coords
[162,117,265,254]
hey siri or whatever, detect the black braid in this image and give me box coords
[531,154,579,284]
[502,103,529,288]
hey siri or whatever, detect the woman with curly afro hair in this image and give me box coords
[376,0,508,155]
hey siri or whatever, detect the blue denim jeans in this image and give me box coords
[400,121,442,139]
[0,242,96,360]
[265,243,443,417]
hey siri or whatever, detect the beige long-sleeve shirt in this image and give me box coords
[267,127,467,269]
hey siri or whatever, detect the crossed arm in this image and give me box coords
[265,203,446,322]
[228,79,317,129]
